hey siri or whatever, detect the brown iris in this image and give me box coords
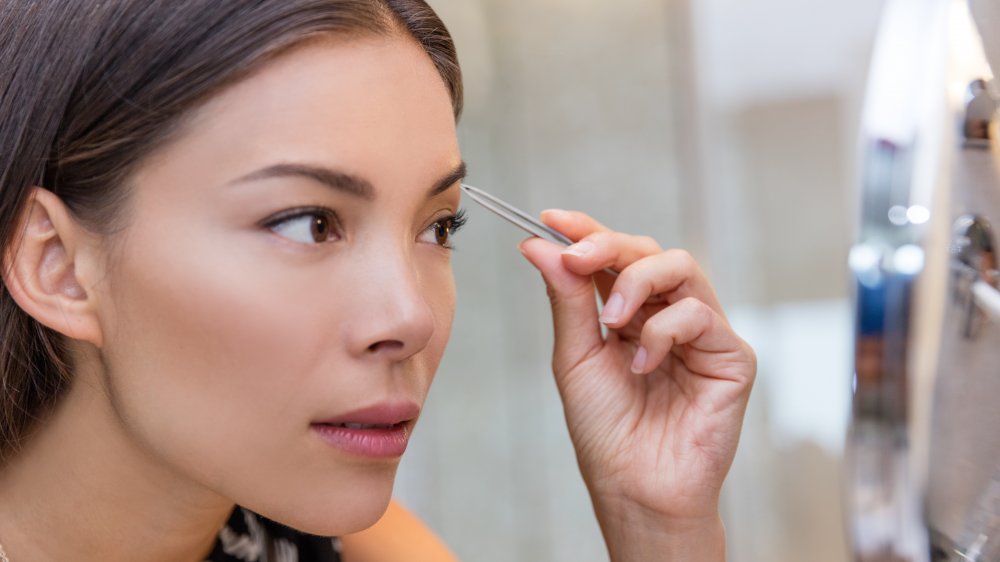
[434,221,451,246]
[310,215,331,243]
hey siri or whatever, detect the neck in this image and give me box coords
[0,360,234,562]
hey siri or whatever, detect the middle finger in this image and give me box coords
[561,231,663,298]
[598,249,727,329]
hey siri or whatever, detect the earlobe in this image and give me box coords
[2,188,104,347]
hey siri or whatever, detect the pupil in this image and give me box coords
[436,222,449,245]
[311,216,329,242]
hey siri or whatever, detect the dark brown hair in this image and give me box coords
[0,0,462,463]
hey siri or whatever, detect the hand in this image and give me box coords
[518,210,756,561]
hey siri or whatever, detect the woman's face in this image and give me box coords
[91,35,463,534]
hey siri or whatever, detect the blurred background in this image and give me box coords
[394,1,889,560]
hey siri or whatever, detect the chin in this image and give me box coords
[250,463,399,536]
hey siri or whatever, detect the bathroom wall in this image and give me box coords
[395,1,886,560]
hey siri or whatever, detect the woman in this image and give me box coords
[0,1,756,560]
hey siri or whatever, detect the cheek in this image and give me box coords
[93,221,457,532]
[421,258,457,366]
[96,224,363,509]
[102,235,332,422]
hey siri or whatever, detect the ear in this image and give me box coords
[2,188,104,347]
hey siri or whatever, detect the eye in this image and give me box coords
[265,207,340,244]
[419,209,468,249]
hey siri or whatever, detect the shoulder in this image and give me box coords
[339,500,458,562]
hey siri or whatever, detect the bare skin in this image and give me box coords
[0,35,462,562]
[0,28,755,562]
[520,212,755,561]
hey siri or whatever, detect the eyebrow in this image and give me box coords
[431,161,467,197]
[228,161,467,200]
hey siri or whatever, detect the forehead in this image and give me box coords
[137,34,460,196]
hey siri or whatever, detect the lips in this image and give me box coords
[315,401,419,425]
[329,422,398,430]
[311,401,420,459]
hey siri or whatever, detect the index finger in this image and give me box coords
[540,210,662,298]
[539,209,611,241]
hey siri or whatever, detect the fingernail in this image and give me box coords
[600,292,625,324]
[631,346,648,374]
[562,241,594,257]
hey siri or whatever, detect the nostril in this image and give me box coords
[367,340,405,354]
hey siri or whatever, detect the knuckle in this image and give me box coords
[637,235,661,252]
[614,265,639,290]
[644,310,674,337]
[611,231,632,243]
[666,248,697,272]
[643,310,683,347]
[616,258,662,301]
[679,297,714,323]
[587,231,613,248]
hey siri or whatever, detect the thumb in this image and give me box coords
[518,237,603,372]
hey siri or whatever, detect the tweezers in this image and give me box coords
[461,184,573,246]
[461,184,619,277]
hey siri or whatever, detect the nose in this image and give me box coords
[344,250,437,363]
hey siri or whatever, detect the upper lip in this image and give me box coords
[312,401,421,426]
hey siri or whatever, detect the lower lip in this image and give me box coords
[311,423,410,458]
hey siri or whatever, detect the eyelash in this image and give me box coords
[262,207,468,249]
[429,208,468,250]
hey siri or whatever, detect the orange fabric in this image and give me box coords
[340,500,458,562]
